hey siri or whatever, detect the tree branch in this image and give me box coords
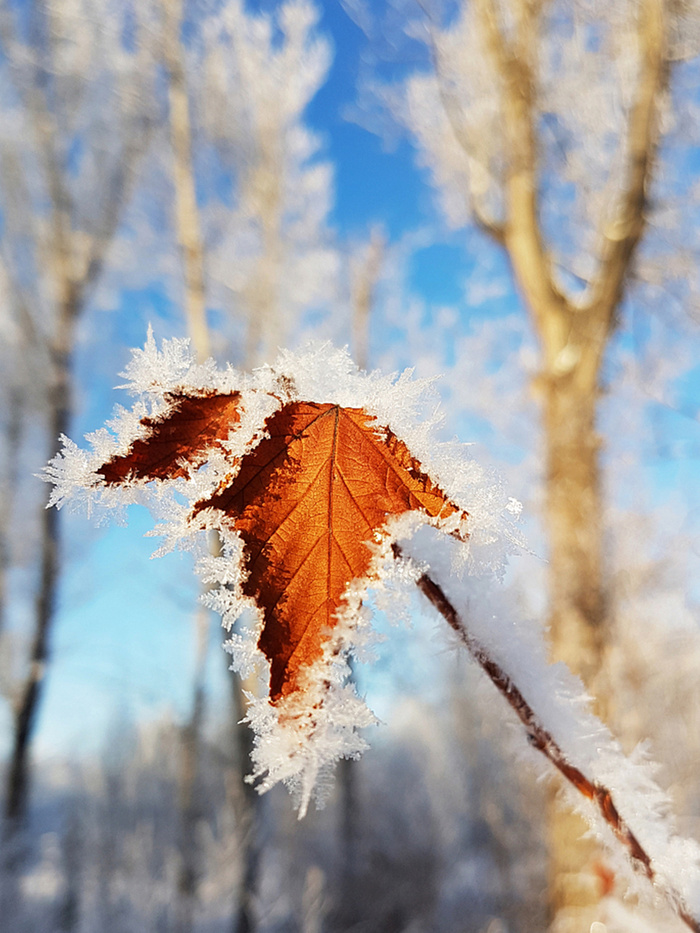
[475,0,575,356]
[428,26,506,245]
[394,545,700,933]
[162,0,210,363]
[350,225,385,370]
[580,0,668,355]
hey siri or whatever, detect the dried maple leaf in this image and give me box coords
[44,338,481,814]
[95,388,466,701]
[99,390,242,483]
[192,401,464,700]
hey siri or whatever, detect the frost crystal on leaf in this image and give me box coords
[44,334,517,813]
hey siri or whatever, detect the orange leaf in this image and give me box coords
[193,401,465,700]
[98,390,242,483]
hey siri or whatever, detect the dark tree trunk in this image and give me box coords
[5,325,75,826]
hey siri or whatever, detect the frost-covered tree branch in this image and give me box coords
[401,544,700,933]
[581,0,668,340]
[43,335,700,932]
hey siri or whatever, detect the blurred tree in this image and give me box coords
[350,224,385,370]
[334,223,385,929]
[160,1,213,928]
[157,3,342,930]
[0,0,154,830]
[198,0,340,364]
[386,0,700,929]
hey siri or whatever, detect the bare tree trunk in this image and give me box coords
[350,225,384,372]
[162,6,266,930]
[335,226,385,926]
[229,673,262,933]
[5,297,77,826]
[301,866,326,933]
[542,375,606,692]
[2,294,78,933]
[452,2,668,927]
[163,0,208,361]
[537,368,609,931]
[0,385,24,635]
[57,806,83,932]
[233,60,284,366]
[174,604,209,933]
[335,752,359,929]
[162,4,212,928]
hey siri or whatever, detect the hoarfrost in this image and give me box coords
[400,525,700,920]
[44,334,700,921]
[44,334,519,812]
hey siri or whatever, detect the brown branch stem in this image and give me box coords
[394,546,699,933]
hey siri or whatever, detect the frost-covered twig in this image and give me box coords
[44,335,700,929]
[403,546,700,933]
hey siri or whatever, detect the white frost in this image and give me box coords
[44,334,520,815]
[44,331,700,926]
[401,524,700,921]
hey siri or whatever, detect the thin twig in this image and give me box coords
[393,544,700,933]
